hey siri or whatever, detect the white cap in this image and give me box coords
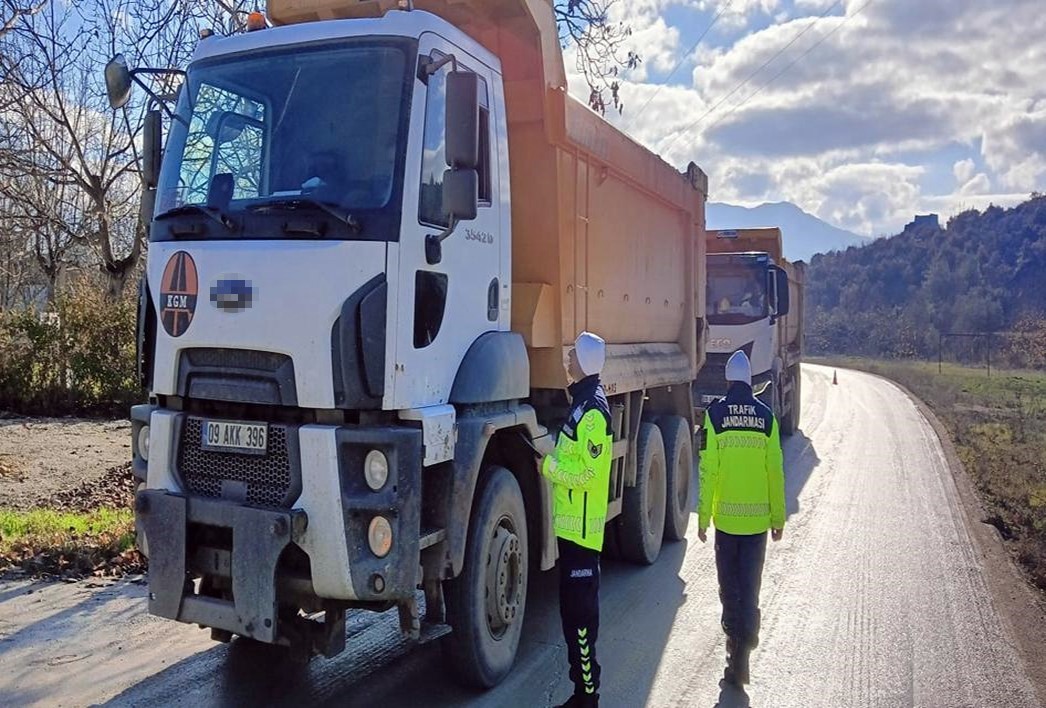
[725,350,752,386]
[574,331,606,377]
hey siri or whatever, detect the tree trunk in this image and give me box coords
[105,267,131,300]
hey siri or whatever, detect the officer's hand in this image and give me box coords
[771,528,783,542]
[698,528,707,544]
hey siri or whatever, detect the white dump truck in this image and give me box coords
[111,0,708,687]
[695,227,804,433]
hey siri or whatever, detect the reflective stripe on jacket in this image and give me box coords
[542,376,613,552]
[698,382,785,535]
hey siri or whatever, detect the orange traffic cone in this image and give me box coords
[832,370,838,385]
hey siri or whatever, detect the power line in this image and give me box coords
[660,0,845,155]
[622,0,735,131]
[700,0,875,138]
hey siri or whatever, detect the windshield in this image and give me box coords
[707,260,769,325]
[154,39,415,240]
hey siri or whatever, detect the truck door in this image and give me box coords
[389,36,504,410]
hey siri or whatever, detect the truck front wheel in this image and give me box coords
[444,466,528,688]
[619,422,666,565]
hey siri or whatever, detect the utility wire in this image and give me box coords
[622,0,735,132]
[700,0,876,138]
[660,0,845,154]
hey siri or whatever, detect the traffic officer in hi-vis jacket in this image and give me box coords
[698,350,786,687]
[541,331,613,708]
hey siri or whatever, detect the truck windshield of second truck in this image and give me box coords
[706,259,768,325]
[154,38,415,239]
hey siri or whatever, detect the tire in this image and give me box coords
[658,416,693,543]
[601,516,623,561]
[134,482,150,558]
[781,366,800,436]
[791,365,803,433]
[619,422,666,565]
[444,466,529,688]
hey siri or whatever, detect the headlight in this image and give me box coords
[368,516,393,558]
[137,425,151,462]
[364,450,389,491]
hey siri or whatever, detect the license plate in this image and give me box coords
[700,395,719,404]
[200,419,268,454]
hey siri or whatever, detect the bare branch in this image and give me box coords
[0,0,47,38]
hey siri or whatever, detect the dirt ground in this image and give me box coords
[0,417,131,510]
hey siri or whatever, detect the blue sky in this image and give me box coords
[561,0,1046,237]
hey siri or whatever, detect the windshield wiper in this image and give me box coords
[248,198,362,235]
[155,204,237,233]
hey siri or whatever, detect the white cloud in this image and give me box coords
[981,109,1046,191]
[959,173,992,197]
[953,159,976,185]
[562,0,1046,236]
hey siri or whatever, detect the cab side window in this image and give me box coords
[419,56,490,226]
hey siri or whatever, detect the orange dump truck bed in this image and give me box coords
[269,0,708,392]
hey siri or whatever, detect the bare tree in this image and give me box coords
[556,0,641,115]
[0,0,205,299]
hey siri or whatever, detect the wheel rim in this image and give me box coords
[485,517,522,640]
[675,446,688,511]
[647,456,665,531]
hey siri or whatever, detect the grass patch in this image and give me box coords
[817,357,1046,592]
[0,506,140,579]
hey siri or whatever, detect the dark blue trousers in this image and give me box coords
[558,538,601,697]
[714,530,768,649]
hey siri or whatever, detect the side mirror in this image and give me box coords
[445,71,479,170]
[142,109,162,189]
[774,267,791,317]
[105,54,133,109]
[442,169,478,222]
[206,111,249,145]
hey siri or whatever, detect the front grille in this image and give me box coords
[696,353,730,388]
[178,418,296,508]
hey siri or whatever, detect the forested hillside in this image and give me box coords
[806,195,1046,363]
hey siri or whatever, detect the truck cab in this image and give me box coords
[122,6,534,676]
[696,228,804,434]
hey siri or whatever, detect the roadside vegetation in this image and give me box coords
[822,358,1046,593]
[0,277,138,417]
[0,463,143,579]
[0,507,136,578]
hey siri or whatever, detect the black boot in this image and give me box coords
[723,636,740,686]
[733,646,751,685]
[556,693,599,708]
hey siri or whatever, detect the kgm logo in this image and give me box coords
[159,251,198,337]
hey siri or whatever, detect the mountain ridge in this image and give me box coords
[707,201,870,261]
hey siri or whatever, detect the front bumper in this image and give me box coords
[138,415,424,639]
[137,489,307,643]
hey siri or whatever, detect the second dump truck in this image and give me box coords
[114,0,708,688]
[695,227,804,433]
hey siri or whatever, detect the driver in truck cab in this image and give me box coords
[541,331,613,708]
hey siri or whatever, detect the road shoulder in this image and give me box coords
[870,371,1046,706]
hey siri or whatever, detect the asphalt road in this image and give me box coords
[0,365,1041,707]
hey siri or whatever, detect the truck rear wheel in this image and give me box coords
[658,416,693,543]
[781,365,801,435]
[444,466,528,688]
[619,422,666,565]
